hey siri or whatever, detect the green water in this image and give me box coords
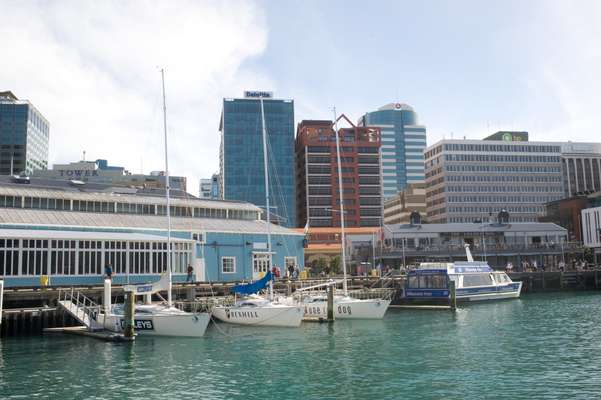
[2,293,601,399]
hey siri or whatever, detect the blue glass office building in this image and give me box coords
[219,93,296,227]
[0,91,49,176]
[360,103,426,199]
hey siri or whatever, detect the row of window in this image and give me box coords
[0,195,259,221]
[220,255,297,274]
[445,154,560,163]
[445,185,562,193]
[447,195,562,203]
[443,143,561,153]
[447,205,544,213]
[446,175,562,183]
[0,239,191,276]
[444,165,562,173]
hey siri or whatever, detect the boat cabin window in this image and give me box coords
[462,274,493,287]
[493,273,511,284]
[418,275,447,289]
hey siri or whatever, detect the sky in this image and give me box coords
[1,0,600,195]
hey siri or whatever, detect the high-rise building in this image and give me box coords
[560,142,601,197]
[424,133,565,223]
[359,103,426,198]
[199,173,221,199]
[199,178,212,199]
[296,116,382,228]
[0,91,49,175]
[219,91,296,227]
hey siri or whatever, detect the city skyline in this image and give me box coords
[1,0,600,194]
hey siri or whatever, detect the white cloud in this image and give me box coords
[0,0,270,194]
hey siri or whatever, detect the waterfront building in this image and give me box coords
[383,183,427,225]
[382,221,568,270]
[32,159,187,191]
[294,227,381,275]
[0,176,304,287]
[295,116,382,229]
[541,192,601,242]
[359,103,426,198]
[219,91,296,227]
[0,91,49,176]
[424,133,565,223]
[582,205,601,261]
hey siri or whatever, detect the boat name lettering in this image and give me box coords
[225,309,260,319]
[119,319,154,330]
[304,306,324,315]
[136,285,153,293]
[337,305,352,315]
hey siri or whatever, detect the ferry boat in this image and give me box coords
[405,244,522,302]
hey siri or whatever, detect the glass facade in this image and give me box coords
[360,103,426,199]
[0,94,49,176]
[220,97,296,227]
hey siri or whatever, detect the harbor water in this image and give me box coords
[1,292,601,399]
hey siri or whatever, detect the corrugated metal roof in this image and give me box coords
[0,183,260,212]
[0,209,302,236]
[387,222,567,234]
[0,228,193,242]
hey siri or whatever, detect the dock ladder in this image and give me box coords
[57,288,104,331]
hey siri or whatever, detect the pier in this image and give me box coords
[2,270,601,336]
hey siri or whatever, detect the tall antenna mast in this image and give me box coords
[161,68,173,307]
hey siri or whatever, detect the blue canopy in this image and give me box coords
[232,271,272,295]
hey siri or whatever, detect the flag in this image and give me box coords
[303,219,310,235]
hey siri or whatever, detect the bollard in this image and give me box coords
[327,284,335,322]
[123,293,135,338]
[449,280,457,311]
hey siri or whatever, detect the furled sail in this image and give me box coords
[232,271,272,295]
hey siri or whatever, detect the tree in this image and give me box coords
[329,256,341,276]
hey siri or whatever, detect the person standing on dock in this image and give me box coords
[105,263,113,281]
[186,264,194,283]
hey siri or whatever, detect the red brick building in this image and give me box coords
[296,115,381,228]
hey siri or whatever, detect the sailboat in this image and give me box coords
[211,94,303,327]
[95,69,210,337]
[286,109,391,320]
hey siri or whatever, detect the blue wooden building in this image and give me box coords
[0,176,304,287]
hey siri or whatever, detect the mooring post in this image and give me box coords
[327,284,335,322]
[449,280,457,311]
[124,293,135,338]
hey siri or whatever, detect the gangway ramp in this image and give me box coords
[57,289,104,331]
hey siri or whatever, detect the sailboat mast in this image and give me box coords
[332,107,348,296]
[260,97,274,300]
[161,68,173,307]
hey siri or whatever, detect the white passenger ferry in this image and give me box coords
[406,245,522,302]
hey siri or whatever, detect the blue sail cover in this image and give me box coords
[232,271,272,295]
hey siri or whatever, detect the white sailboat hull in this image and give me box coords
[212,304,303,327]
[100,307,211,338]
[299,296,391,320]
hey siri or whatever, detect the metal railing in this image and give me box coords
[58,287,104,331]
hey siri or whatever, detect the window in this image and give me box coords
[192,232,205,243]
[253,253,270,275]
[221,256,236,273]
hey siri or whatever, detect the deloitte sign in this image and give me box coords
[244,90,273,99]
